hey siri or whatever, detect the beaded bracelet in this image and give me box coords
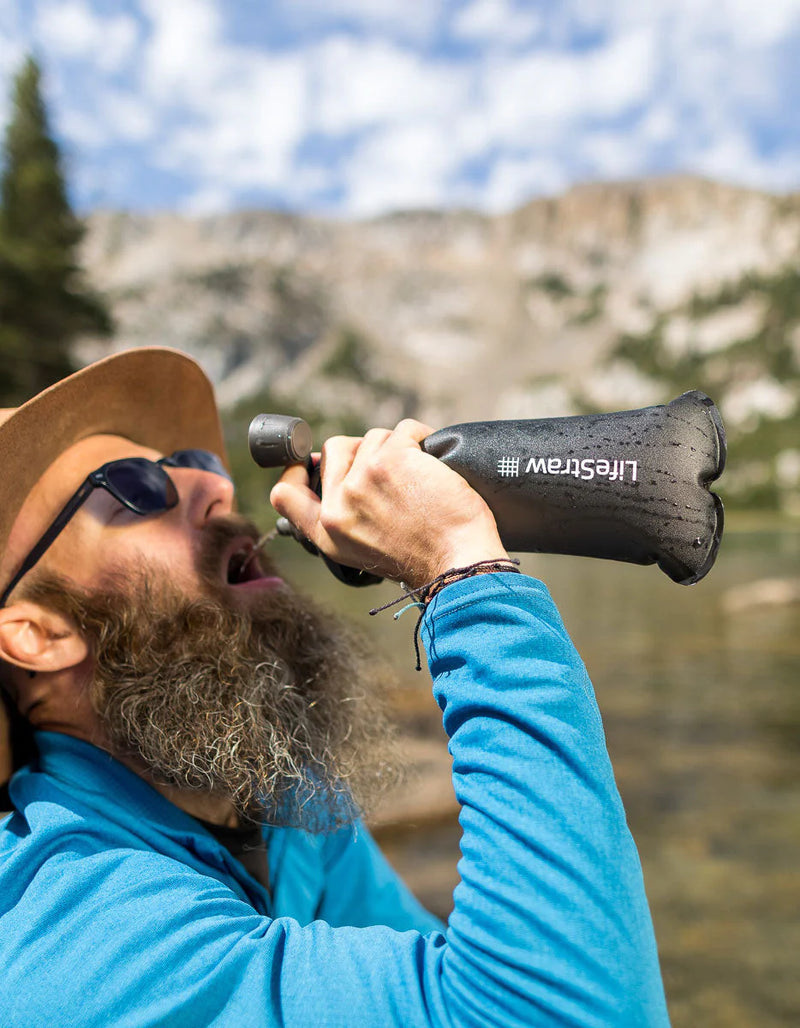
[369,558,521,670]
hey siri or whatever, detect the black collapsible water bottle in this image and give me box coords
[420,390,725,585]
[249,391,726,586]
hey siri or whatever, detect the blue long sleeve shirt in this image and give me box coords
[0,574,670,1026]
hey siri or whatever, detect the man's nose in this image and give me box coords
[172,467,235,528]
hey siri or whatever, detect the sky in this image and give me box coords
[1,0,800,217]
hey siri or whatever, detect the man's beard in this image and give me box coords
[22,517,397,830]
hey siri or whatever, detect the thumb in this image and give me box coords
[269,463,320,542]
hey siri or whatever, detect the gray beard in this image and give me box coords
[22,518,396,830]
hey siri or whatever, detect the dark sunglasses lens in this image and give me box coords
[105,459,177,513]
[166,449,231,480]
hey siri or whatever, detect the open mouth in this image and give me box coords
[226,547,259,585]
[224,539,283,590]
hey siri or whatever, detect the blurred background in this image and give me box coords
[1,2,798,1025]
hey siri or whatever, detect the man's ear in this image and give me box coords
[0,602,89,673]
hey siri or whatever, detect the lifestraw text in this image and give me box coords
[496,455,639,482]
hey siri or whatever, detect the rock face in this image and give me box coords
[77,176,800,511]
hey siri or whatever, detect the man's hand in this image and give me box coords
[270,419,508,589]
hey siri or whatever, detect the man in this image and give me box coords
[0,347,670,1026]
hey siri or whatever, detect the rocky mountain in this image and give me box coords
[76,176,800,512]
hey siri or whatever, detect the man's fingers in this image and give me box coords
[272,436,365,545]
[351,427,392,459]
[278,463,314,487]
[272,422,437,552]
[270,464,320,537]
[269,417,505,586]
[346,422,435,482]
[387,418,435,446]
[318,436,362,493]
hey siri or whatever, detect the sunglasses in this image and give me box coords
[0,449,231,607]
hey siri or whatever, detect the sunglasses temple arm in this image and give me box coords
[0,480,97,607]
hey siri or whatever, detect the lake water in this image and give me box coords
[270,524,799,1028]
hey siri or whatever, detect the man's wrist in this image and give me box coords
[414,558,521,606]
[369,557,520,672]
[402,525,509,589]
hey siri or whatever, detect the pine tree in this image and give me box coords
[0,56,112,405]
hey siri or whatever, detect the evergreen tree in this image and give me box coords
[0,56,112,405]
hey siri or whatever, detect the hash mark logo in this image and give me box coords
[497,456,520,477]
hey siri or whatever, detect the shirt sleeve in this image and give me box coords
[1,574,670,1028]
[316,820,444,932]
[421,573,670,1027]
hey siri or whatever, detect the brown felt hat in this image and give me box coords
[0,347,228,799]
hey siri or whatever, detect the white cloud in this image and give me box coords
[18,2,151,153]
[730,0,800,45]
[565,0,800,46]
[312,36,467,135]
[155,53,309,192]
[181,182,237,217]
[577,128,647,179]
[637,104,680,147]
[33,0,139,73]
[279,0,444,42]
[98,91,155,144]
[132,0,800,213]
[451,0,542,46]
[344,120,460,215]
[482,26,656,142]
[0,0,22,38]
[584,28,657,117]
[2,0,800,216]
[484,153,569,212]
[57,105,108,148]
[675,0,800,47]
[138,0,309,193]
[300,0,434,23]
[139,0,226,102]
[689,129,800,192]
